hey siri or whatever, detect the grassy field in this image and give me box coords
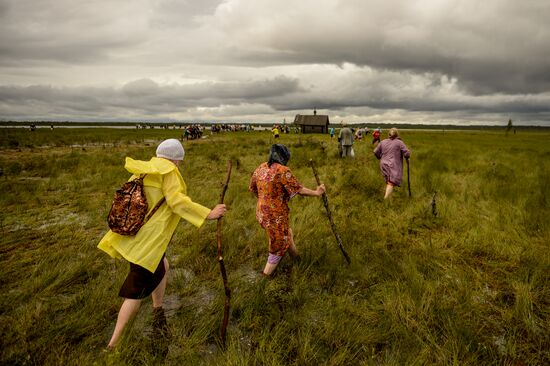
[0,127,548,365]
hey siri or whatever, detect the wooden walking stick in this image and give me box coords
[431,191,437,217]
[406,158,412,197]
[309,159,351,264]
[217,160,232,346]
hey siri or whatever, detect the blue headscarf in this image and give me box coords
[268,144,291,167]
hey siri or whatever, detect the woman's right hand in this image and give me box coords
[207,204,226,220]
[316,184,326,196]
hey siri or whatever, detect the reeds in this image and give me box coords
[0,128,548,364]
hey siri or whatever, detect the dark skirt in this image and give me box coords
[119,255,166,299]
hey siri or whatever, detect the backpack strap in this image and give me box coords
[141,173,165,222]
[145,197,166,222]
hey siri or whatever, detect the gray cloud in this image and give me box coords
[0,0,549,125]
[0,75,303,119]
[0,0,149,65]
[149,0,223,29]
[210,1,550,95]
[2,71,548,125]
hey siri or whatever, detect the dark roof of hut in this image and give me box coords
[294,114,330,125]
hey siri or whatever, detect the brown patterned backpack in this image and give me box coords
[107,175,165,235]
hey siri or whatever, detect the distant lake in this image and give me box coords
[1,125,139,129]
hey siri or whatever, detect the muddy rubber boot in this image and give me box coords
[151,307,171,358]
[260,271,274,280]
[152,307,171,340]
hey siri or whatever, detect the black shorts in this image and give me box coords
[118,255,166,299]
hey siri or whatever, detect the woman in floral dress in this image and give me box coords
[249,144,325,277]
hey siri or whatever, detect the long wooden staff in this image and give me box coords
[406,158,412,197]
[217,160,232,346]
[309,159,351,264]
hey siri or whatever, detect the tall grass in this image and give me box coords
[0,128,548,365]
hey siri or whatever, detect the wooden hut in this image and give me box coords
[294,109,329,133]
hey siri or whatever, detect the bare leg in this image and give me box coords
[151,258,171,340]
[262,234,279,276]
[263,228,298,275]
[107,298,141,348]
[287,228,299,258]
[262,261,278,276]
[152,257,169,308]
[384,183,394,199]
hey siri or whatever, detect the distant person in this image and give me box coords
[338,122,354,158]
[183,127,190,140]
[329,127,335,139]
[372,128,381,145]
[272,125,280,139]
[249,144,325,277]
[373,128,411,199]
[364,127,370,136]
[98,139,226,349]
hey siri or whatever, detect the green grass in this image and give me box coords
[0,128,548,365]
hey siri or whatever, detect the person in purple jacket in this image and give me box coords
[373,128,411,199]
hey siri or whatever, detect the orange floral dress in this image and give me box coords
[249,162,303,256]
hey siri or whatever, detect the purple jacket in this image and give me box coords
[374,138,410,186]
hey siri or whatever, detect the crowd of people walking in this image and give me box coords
[336,123,410,199]
[98,123,410,351]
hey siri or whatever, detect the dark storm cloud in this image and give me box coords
[214,1,550,95]
[0,0,549,125]
[0,0,149,65]
[2,72,548,123]
[120,76,302,103]
[269,91,550,115]
[0,0,226,66]
[0,76,302,119]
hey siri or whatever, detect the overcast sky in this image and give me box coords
[1,0,549,126]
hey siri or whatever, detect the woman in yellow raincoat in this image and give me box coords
[98,139,226,349]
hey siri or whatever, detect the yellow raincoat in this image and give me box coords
[98,157,211,272]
